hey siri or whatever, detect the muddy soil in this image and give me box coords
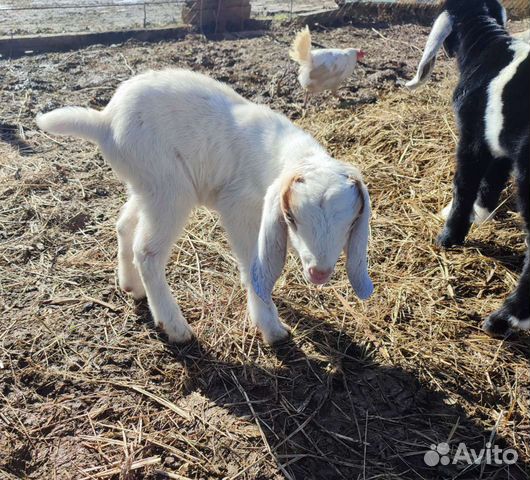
[0,21,442,122]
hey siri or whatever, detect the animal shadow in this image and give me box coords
[0,122,34,156]
[158,306,530,480]
[465,239,526,274]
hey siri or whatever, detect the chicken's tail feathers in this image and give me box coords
[289,26,312,66]
[36,107,108,145]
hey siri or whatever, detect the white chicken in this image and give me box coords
[289,26,365,107]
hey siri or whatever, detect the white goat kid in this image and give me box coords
[37,69,373,345]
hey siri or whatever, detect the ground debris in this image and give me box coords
[1,20,529,480]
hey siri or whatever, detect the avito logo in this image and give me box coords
[424,442,518,466]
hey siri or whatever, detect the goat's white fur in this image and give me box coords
[500,5,507,26]
[37,69,373,344]
[440,200,493,225]
[509,317,530,330]
[484,41,530,158]
[483,315,530,333]
[513,29,530,44]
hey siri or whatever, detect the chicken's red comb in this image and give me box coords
[357,50,366,60]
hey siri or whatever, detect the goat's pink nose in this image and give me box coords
[308,267,333,284]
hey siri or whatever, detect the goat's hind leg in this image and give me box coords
[443,157,513,223]
[116,194,145,299]
[483,148,530,336]
[474,156,513,224]
[437,142,492,247]
[133,189,195,344]
[483,250,530,336]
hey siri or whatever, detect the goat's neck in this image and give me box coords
[278,130,328,170]
[455,15,510,71]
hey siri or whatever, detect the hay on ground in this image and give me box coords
[1,63,529,480]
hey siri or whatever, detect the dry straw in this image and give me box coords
[1,48,529,480]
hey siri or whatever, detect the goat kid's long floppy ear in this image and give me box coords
[406,10,453,89]
[250,179,288,304]
[346,180,374,300]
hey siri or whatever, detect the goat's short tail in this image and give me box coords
[36,107,107,144]
[289,26,312,66]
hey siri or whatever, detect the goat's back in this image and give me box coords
[498,48,530,141]
[101,68,305,205]
[453,34,529,159]
[105,68,248,148]
[484,41,530,158]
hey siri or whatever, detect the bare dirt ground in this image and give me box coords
[1,18,530,480]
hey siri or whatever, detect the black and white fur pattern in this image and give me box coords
[408,0,530,336]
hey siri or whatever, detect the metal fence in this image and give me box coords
[0,1,186,36]
[0,1,370,37]
[0,1,325,36]
[0,1,527,37]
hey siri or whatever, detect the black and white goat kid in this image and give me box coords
[407,0,529,336]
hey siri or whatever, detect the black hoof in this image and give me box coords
[436,230,464,248]
[482,312,512,337]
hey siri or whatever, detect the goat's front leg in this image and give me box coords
[132,189,195,344]
[437,142,491,247]
[219,202,290,344]
[246,288,290,345]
